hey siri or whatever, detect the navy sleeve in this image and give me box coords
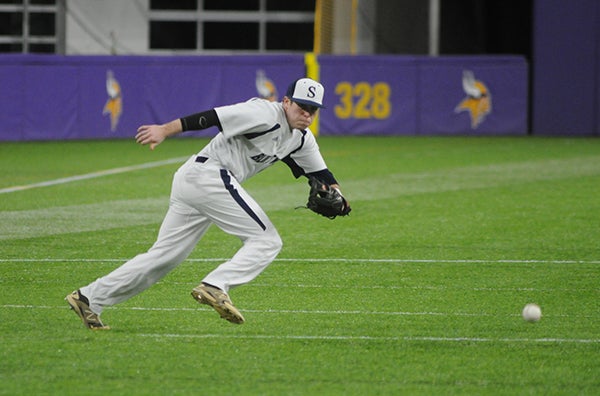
[305,169,338,185]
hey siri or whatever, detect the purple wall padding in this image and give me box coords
[317,56,419,135]
[532,0,600,136]
[0,54,305,141]
[0,54,528,140]
[318,55,528,136]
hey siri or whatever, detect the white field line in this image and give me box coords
[137,333,600,344]
[3,155,600,197]
[2,257,600,265]
[2,304,597,320]
[4,154,600,240]
[3,306,598,343]
[0,304,496,317]
[5,302,598,343]
[0,156,188,194]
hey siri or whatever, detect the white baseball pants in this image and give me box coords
[81,155,282,314]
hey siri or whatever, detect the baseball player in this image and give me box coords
[66,77,350,329]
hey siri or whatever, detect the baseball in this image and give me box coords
[522,303,542,322]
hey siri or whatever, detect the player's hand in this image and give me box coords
[135,124,166,150]
[330,184,350,211]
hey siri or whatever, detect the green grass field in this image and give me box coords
[1,136,599,395]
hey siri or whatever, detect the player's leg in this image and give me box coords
[79,204,211,315]
[200,169,283,292]
[189,169,281,323]
[76,157,213,316]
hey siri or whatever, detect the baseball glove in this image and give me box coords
[305,177,351,219]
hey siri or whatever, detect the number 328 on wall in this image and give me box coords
[334,81,391,120]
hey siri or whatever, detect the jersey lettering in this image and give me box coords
[250,153,277,163]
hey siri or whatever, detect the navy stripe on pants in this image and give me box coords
[220,169,267,231]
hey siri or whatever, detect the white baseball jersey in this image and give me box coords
[199,98,328,183]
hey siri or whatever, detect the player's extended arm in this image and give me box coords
[135,109,222,150]
[135,119,182,150]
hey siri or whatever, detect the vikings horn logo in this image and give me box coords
[455,70,492,129]
[103,70,122,131]
[255,69,278,102]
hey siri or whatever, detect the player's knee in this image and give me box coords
[254,229,282,256]
[265,230,283,254]
[271,232,283,254]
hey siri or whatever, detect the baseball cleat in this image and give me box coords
[191,283,245,324]
[65,290,110,330]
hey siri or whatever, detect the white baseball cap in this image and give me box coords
[286,78,325,108]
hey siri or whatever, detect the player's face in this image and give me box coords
[284,97,319,130]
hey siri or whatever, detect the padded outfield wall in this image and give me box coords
[0,54,527,141]
[532,0,600,136]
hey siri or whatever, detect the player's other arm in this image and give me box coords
[136,109,222,150]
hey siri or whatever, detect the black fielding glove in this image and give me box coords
[305,177,351,219]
